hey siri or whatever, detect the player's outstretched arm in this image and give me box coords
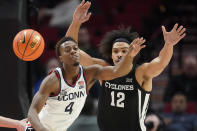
[65,0,108,66]
[86,38,146,81]
[66,0,91,42]
[138,23,186,78]
[27,73,59,131]
[0,116,26,131]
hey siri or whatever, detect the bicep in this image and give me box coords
[80,49,109,66]
[30,91,49,113]
[30,74,57,113]
[142,58,165,78]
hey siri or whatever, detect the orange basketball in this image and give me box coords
[13,29,45,61]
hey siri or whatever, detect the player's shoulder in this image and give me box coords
[135,63,149,79]
[42,71,59,88]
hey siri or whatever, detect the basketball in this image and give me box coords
[13,29,45,61]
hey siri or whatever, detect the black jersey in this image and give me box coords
[97,66,151,131]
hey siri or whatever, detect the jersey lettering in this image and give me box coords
[105,82,134,91]
[58,91,85,101]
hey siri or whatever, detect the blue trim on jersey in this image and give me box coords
[61,66,81,88]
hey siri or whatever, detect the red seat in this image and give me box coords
[40,50,56,64]
[97,0,120,13]
[124,3,151,17]
[39,26,59,48]
[113,14,142,32]
[86,15,107,28]
[163,102,196,114]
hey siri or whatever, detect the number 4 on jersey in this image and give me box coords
[65,102,74,114]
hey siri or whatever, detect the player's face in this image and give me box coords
[59,41,80,66]
[112,42,129,65]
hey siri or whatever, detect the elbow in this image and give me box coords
[27,109,33,122]
[157,58,169,70]
[27,107,37,122]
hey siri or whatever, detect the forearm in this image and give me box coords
[65,20,81,43]
[0,116,19,128]
[28,109,45,131]
[113,54,134,77]
[157,43,173,68]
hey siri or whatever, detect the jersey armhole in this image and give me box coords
[49,70,61,97]
[133,68,151,94]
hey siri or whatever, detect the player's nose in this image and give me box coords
[70,48,77,55]
[117,52,123,58]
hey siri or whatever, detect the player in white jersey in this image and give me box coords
[36,66,88,131]
[27,37,145,131]
[26,2,146,131]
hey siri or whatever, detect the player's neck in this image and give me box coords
[62,64,80,79]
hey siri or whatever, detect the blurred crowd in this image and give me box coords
[27,0,197,130]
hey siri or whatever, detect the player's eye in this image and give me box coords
[65,47,71,52]
[122,49,128,54]
[73,46,78,51]
[113,50,118,54]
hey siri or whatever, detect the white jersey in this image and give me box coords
[38,65,88,131]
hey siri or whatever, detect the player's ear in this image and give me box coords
[59,56,63,63]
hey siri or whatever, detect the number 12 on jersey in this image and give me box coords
[111,91,125,108]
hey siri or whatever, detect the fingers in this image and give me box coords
[83,12,92,22]
[177,25,183,32]
[80,0,85,6]
[82,1,91,9]
[176,25,186,38]
[130,37,146,51]
[179,27,186,36]
[180,33,186,39]
[172,23,178,31]
[162,26,167,34]
[79,0,91,10]
[135,37,146,45]
[140,45,146,49]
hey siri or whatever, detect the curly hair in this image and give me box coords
[55,36,77,57]
[99,27,139,59]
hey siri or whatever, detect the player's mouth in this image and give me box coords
[71,55,79,60]
[116,58,122,63]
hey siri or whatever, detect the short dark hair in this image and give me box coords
[99,27,139,59]
[55,36,77,57]
[172,92,187,101]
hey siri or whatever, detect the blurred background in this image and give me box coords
[0,0,197,130]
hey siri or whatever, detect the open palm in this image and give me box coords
[129,37,146,57]
[162,23,186,46]
[73,0,91,24]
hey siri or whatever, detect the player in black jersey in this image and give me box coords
[66,1,186,131]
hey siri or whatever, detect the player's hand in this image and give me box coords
[73,0,91,24]
[162,23,186,46]
[16,119,27,131]
[128,37,146,57]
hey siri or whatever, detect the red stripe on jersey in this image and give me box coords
[82,66,89,95]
